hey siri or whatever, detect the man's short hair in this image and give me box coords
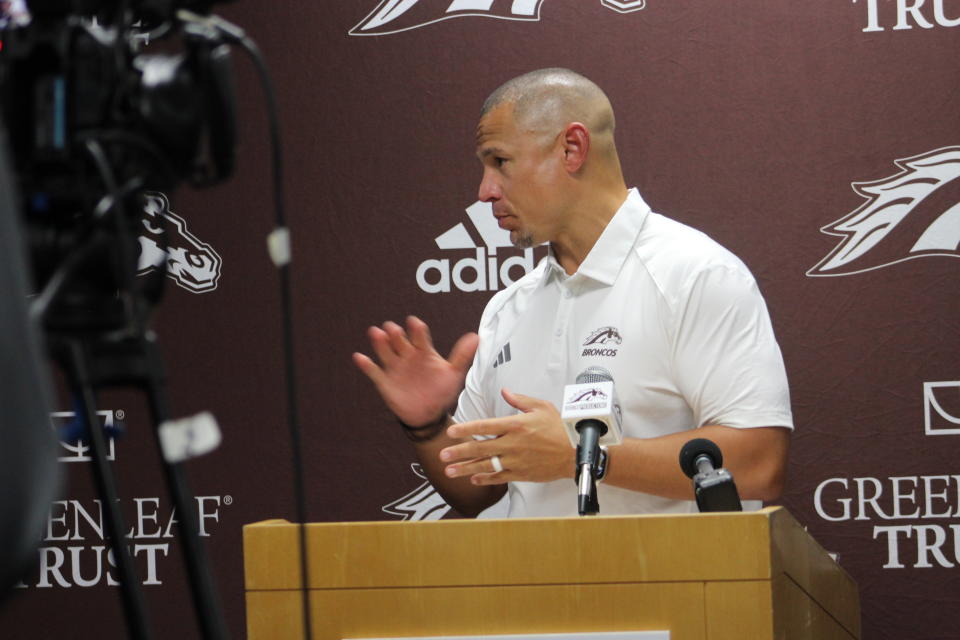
[480,68,614,134]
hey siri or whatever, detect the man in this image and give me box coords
[353,68,792,518]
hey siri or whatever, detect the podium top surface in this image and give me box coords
[244,507,857,632]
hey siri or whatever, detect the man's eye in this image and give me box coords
[495,157,507,167]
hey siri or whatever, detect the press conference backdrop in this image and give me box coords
[1,2,958,638]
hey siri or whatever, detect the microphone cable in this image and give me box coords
[178,11,314,640]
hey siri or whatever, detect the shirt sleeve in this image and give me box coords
[670,263,794,431]
[454,347,489,425]
[453,296,501,425]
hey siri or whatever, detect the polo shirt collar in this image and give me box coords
[543,188,650,286]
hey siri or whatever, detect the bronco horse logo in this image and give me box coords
[137,192,222,293]
[583,326,623,346]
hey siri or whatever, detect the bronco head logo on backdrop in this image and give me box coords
[808,146,960,277]
[138,192,223,293]
[351,0,646,36]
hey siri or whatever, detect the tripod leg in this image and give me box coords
[141,338,230,640]
[62,340,152,640]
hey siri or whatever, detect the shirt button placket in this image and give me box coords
[549,282,574,369]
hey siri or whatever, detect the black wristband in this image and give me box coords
[595,446,609,483]
[397,413,448,443]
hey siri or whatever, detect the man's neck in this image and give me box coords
[551,186,629,275]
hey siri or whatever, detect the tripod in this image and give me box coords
[46,300,229,640]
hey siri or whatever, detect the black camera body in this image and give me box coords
[0,0,236,322]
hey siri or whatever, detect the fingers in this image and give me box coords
[446,416,514,440]
[366,320,417,367]
[351,352,386,387]
[405,315,435,352]
[382,320,414,357]
[366,326,398,368]
[501,388,547,413]
[439,437,497,463]
[362,317,476,373]
[443,456,508,484]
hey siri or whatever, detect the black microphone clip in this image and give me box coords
[574,418,607,515]
[679,438,743,512]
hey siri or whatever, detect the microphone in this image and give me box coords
[560,367,623,515]
[678,438,742,512]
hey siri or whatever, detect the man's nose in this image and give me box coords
[478,168,501,203]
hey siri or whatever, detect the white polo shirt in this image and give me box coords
[453,189,793,518]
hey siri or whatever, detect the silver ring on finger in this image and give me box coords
[490,454,503,473]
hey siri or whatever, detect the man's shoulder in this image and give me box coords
[634,212,755,298]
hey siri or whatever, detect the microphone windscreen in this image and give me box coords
[575,366,613,385]
[679,437,724,478]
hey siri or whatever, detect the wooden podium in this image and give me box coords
[243,507,859,640]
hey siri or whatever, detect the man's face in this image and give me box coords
[475,104,564,248]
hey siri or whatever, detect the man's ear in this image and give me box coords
[561,123,590,173]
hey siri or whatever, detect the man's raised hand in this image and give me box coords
[352,316,479,427]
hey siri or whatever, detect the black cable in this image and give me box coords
[180,11,314,640]
[83,137,142,327]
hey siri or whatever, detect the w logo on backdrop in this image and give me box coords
[382,464,451,520]
[808,146,960,276]
[351,0,645,36]
[138,192,223,293]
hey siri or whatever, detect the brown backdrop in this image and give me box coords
[2,1,959,638]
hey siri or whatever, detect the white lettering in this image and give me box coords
[953,524,960,564]
[487,255,499,291]
[24,497,223,589]
[855,477,891,520]
[854,0,885,31]
[135,498,162,539]
[895,0,935,29]
[68,546,106,588]
[873,525,912,568]
[415,258,451,293]
[135,544,169,585]
[195,496,221,537]
[814,477,851,522]
[71,500,104,541]
[37,548,71,588]
[816,474,960,522]
[46,501,70,541]
[499,248,535,288]
[417,248,537,293]
[104,547,120,586]
[452,248,487,292]
[922,476,955,518]
[891,476,921,519]
[934,0,960,26]
[915,525,955,568]
[163,509,178,538]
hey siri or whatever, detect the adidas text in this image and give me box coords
[416,247,535,293]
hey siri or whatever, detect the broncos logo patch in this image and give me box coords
[808,146,960,277]
[137,192,223,293]
[583,326,623,346]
